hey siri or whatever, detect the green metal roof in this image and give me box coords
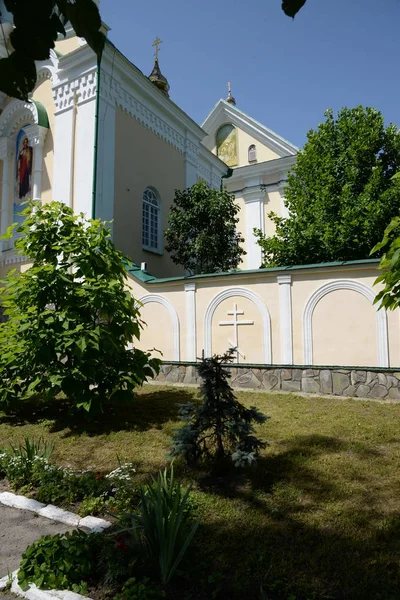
[126,258,380,285]
[32,100,50,129]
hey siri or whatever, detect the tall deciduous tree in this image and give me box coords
[0,0,104,100]
[165,181,246,275]
[0,201,159,414]
[255,106,400,267]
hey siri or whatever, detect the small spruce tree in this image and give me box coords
[0,201,160,414]
[171,349,268,467]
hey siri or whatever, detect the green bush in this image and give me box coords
[115,577,165,599]
[171,350,268,466]
[122,466,198,585]
[0,201,160,414]
[18,530,102,594]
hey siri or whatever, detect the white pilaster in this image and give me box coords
[277,274,293,364]
[278,173,289,219]
[25,125,48,201]
[52,106,75,207]
[185,133,198,189]
[0,137,13,251]
[95,96,115,224]
[184,282,197,361]
[243,181,265,269]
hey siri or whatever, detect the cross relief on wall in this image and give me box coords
[218,303,254,361]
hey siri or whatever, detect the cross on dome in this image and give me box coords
[152,37,163,61]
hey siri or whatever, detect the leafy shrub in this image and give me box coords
[9,437,54,461]
[122,466,198,585]
[80,494,108,517]
[115,577,165,599]
[0,201,160,414]
[106,462,138,512]
[170,350,268,467]
[18,530,102,594]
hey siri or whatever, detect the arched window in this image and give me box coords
[142,188,160,251]
[248,144,257,163]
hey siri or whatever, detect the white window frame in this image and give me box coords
[142,188,162,254]
[248,144,257,163]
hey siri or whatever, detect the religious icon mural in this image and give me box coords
[14,129,33,227]
[216,124,238,167]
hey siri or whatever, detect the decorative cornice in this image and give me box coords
[100,70,186,154]
[242,185,267,203]
[53,70,97,113]
[0,253,28,267]
[185,138,198,166]
[277,275,292,285]
[0,137,14,160]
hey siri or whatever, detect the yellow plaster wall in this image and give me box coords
[114,110,185,278]
[211,297,264,363]
[139,302,174,360]
[263,189,284,237]
[237,128,280,166]
[312,289,377,367]
[55,36,81,56]
[194,277,281,364]
[32,78,55,205]
[211,127,281,168]
[290,269,386,367]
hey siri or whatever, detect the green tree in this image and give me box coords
[0,0,104,100]
[372,208,400,311]
[282,0,307,18]
[170,350,268,467]
[0,201,159,414]
[255,106,400,267]
[164,181,246,275]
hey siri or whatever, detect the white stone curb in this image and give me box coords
[0,571,92,600]
[0,491,111,533]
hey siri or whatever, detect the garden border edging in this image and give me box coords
[0,571,92,600]
[0,492,111,600]
[0,491,112,532]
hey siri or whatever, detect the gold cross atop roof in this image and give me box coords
[227,81,231,94]
[152,37,163,61]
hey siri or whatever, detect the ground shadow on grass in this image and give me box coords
[195,434,381,506]
[186,509,400,600]
[184,435,400,599]
[0,387,196,435]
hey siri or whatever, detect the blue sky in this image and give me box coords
[99,0,400,148]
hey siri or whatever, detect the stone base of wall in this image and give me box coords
[154,363,400,401]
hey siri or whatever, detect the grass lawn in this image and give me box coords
[1,385,400,600]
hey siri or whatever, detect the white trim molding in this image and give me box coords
[0,99,46,138]
[184,282,197,361]
[242,181,265,269]
[139,294,180,361]
[303,280,389,367]
[277,275,293,364]
[204,287,271,363]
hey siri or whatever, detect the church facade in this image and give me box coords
[0,16,399,371]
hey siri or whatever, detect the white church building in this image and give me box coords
[0,4,399,376]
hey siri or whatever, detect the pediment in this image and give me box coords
[202,99,298,165]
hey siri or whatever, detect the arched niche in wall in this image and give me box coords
[204,287,271,363]
[216,124,238,167]
[303,280,389,367]
[139,294,180,361]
